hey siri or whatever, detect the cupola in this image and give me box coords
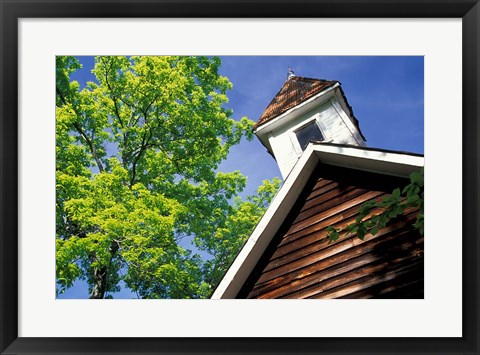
[254,71,367,178]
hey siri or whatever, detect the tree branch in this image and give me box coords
[56,86,105,173]
[102,58,125,129]
[129,128,152,188]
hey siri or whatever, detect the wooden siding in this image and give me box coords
[237,164,423,299]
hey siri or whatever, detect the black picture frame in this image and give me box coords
[1,1,478,354]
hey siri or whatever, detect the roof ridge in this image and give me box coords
[291,75,335,83]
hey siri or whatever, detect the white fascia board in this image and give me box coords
[311,144,424,177]
[254,83,340,138]
[211,144,319,299]
[211,143,423,299]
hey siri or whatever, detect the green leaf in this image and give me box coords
[347,224,357,233]
[410,170,423,185]
[388,210,398,219]
[392,188,401,199]
[357,229,365,240]
[407,194,420,205]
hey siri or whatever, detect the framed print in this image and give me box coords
[1,1,479,354]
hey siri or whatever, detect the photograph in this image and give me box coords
[56,56,424,299]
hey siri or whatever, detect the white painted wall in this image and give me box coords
[267,94,366,178]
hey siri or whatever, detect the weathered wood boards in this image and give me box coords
[238,164,424,299]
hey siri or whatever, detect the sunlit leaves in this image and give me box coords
[200,178,282,288]
[55,55,277,298]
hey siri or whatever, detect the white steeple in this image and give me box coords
[253,72,367,179]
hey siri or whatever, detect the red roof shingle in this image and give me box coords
[254,76,338,129]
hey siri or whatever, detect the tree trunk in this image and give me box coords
[89,241,119,299]
[89,266,107,299]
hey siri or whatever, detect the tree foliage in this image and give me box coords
[326,168,424,243]
[56,56,280,299]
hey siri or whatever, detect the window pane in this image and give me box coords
[296,121,324,150]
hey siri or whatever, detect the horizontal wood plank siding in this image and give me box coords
[238,164,423,299]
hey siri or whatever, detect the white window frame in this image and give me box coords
[289,115,330,156]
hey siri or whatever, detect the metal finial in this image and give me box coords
[288,68,296,80]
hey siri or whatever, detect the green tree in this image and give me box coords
[326,168,424,243]
[56,56,280,299]
[200,177,281,287]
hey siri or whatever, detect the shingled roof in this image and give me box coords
[254,76,338,129]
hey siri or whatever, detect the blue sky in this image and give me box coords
[59,56,424,299]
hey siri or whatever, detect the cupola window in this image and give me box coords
[295,120,324,151]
